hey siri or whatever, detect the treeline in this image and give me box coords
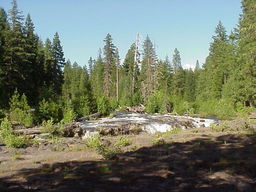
[0,0,255,126]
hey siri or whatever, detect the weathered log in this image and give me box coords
[13,127,42,135]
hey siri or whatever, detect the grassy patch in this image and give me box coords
[114,136,132,147]
[152,137,166,146]
[0,118,30,148]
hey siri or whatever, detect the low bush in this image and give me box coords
[0,109,5,120]
[41,119,64,136]
[97,96,111,116]
[0,118,29,148]
[197,99,236,119]
[146,91,172,114]
[62,100,76,124]
[96,144,121,160]
[152,137,166,146]
[85,134,102,148]
[210,122,229,132]
[9,91,33,127]
[114,136,132,147]
[85,134,121,160]
[38,99,62,123]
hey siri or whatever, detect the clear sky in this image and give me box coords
[1,0,242,68]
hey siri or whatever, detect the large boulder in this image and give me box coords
[63,122,84,137]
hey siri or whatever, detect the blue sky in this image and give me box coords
[1,0,242,68]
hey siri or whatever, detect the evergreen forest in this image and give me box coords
[0,0,255,127]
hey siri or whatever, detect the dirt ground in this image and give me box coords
[0,127,256,192]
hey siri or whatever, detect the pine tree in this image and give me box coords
[121,43,140,105]
[115,48,120,102]
[88,57,94,75]
[200,21,236,99]
[184,69,196,102]
[90,49,104,97]
[172,49,185,97]
[103,34,116,98]
[2,0,27,102]
[235,0,256,106]
[140,35,157,101]
[195,60,200,70]
[172,48,182,73]
[0,8,8,107]
[23,14,40,104]
[52,32,65,94]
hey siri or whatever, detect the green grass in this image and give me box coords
[114,136,132,147]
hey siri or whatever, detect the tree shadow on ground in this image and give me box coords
[1,133,256,192]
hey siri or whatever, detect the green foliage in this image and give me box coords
[0,118,28,148]
[9,91,33,126]
[38,99,62,123]
[172,97,195,115]
[97,96,111,116]
[0,109,5,120]
[62,100,76,124]
[85,134,102,148]
[96,144,120,160]
[146,91,172,114]
[41,118,63,136]
[235,103,256,119]
[152,137,166,146]
[210,122,229,132]
[85,134,120,160]
[114,136,131,147]
[197,99,236,119]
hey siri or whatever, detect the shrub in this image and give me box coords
[85,134,121,160]
[235,103,256,119]
[41,119,63,136]
[146,91,172,114]
[114,136,131,147]
[73,95,91,117]
[62,100,76,124]
[9,90,33,127]
[85,134,102,148]
[197,99,236,119]
[97,96,111,116]
[210,122,229,132]
[152,137,166,146]
[96,144,120,160]
[38,99,62,123]
[109,99,118,110]
[0,109,5,120]
[0,118,28,148]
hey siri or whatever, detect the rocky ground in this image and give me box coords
[0,115,256,192]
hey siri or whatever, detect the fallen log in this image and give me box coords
[13,127,42,135]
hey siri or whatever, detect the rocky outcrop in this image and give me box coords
[97,123,143,136]
[63,122,84,137]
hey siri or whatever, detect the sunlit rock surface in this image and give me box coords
[77,112,217,138]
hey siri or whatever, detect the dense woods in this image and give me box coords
[0,0,255,127]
